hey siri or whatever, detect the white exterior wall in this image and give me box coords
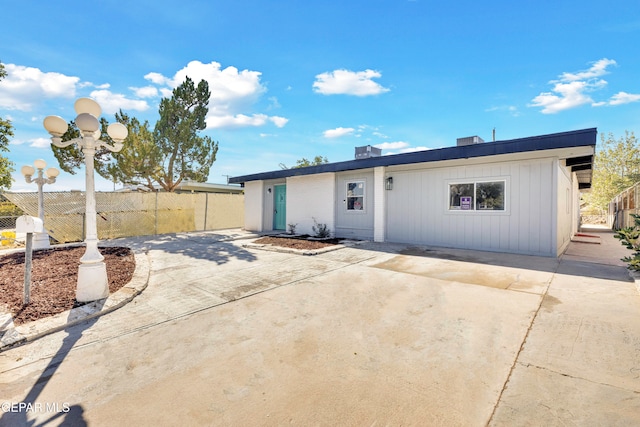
[335,170,375,240]
[386,157,558,256]
[556,161,573,255]
[286,173,335,236]
[243,181,264,232]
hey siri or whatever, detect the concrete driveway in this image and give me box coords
[0,228,639,426]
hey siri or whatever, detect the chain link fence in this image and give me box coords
[0,216,20,248]
[1,191,244,244]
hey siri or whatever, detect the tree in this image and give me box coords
[51,76,219,192]
[152,77,218,192]
[51,117,121,178]
[0,61,15,190]
[104,111,159,191]
[279,155,329,169]
[585,131,640,212]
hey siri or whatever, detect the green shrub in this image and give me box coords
[312,217,331,238]
[614,213,640,270]
[1,230,15,246]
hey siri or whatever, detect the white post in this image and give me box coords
[24,232,33,305]
[44,98,127,302]
[33,168,50,249]
[36,168,45,222]
[76,136,109,302]
[21,160,58,250]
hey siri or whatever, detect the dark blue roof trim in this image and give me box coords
[229,128,597,184]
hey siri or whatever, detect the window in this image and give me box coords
[346,181,365,211]
[449,181,505,211]
[449,183,474,210]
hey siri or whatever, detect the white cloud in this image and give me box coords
[149,60,287,130]
[530,80,600,114]
[313,69,390,96]
[131,85,159,98]
[559,58,616,82]
[372,131,389,138]
[485,105,520,117]
[89,89,150,115]
[207,113,273,129]
[29,137,52,148]
[269,116,289,128]
[375,141,409,150]
[0,64,79,111]
[323,127,355,138]
[172,60,265,105]
[268,96,281,109]
[0,63,152,117]
[0,60,286,130]
[607,91,640,106]
[375,145,431,156]
[529,58,619,114]
[144,72,170,85]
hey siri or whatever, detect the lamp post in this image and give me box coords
[43,98,128,302]
[20,159,59,249]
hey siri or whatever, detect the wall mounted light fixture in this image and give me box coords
[385,176,393,190]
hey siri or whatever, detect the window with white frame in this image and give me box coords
[346,181,365,211]
[449,180,505,211]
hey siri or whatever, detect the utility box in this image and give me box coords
[16,215,44,234]
[456,136,485,146]
[355,145,382,160]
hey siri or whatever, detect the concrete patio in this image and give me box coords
[0,226,638,426]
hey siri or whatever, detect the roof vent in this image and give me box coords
[456,136,485,146]
[355,145,382,159]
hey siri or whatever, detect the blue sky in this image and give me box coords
[1,0,639,191]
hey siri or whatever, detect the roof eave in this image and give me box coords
[229,128,597,184]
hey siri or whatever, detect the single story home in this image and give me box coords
[229,128,596,257]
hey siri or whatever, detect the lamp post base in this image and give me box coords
[32,232,51,250]
[76,261,109,302]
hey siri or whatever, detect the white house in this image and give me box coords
[229,128,596,257]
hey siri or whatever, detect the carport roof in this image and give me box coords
[229,128,597,188]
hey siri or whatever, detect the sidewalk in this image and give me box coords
[491,225,640,425]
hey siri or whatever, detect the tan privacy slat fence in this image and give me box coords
[2,191,244,243]
[609,183,640,229]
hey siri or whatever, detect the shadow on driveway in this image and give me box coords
[104,231,258,266]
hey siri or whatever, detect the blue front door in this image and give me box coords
[273,185,287,230]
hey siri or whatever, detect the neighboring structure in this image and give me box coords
[608,181,640,230]
[120,181,243,194]
[230,128,596,257]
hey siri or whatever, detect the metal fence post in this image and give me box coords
[23,232,33,305]
[204,193,209,231]
[155,191,158,235]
